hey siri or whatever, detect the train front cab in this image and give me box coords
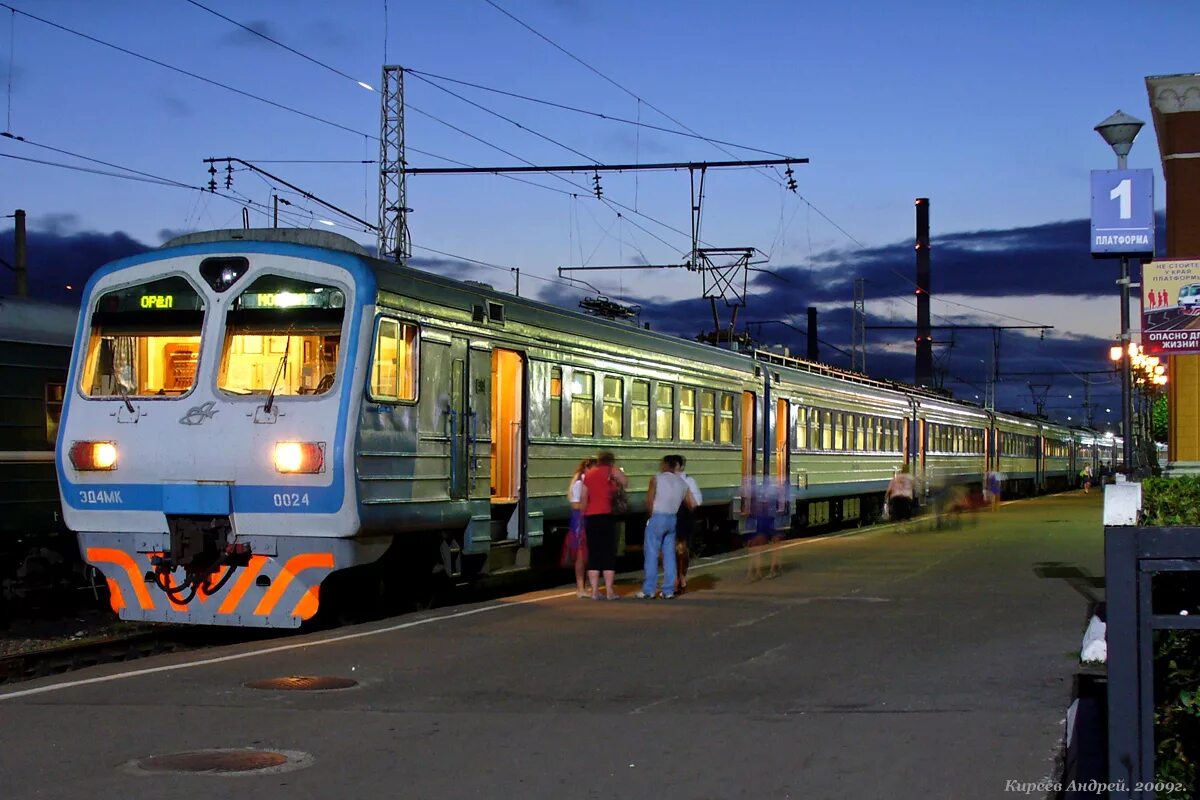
[59,235,384,628]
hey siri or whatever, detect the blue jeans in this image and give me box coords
[642,512,677,597]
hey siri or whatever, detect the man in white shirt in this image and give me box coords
[636,456,695,599]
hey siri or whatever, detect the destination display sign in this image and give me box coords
[95,276,204,313]
[1141,259,1200,356]
[1090,169,1155,256]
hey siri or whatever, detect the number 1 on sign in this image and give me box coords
[1110,178,1132,220]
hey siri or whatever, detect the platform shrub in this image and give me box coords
[1142,477,1200,798]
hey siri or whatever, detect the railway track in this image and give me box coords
[0,629,181,686]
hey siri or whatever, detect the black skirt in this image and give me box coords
[675,506,694,546]
[585,513,617,571]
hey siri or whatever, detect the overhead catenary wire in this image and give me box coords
[405,68,790,159]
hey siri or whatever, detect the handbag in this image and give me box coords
[610,472,629,515]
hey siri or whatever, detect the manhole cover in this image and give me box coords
[244,675,358,691]
[126,748,312,776]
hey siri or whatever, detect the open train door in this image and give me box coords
[490,349,526,545]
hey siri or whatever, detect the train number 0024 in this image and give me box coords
[273,492,311,508]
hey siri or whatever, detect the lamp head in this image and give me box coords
[1095,110,1145,158]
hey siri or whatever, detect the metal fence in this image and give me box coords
[1105,525,1200,798]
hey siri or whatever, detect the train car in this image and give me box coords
[1041,423,1076,491]
[0,296,78,614]
[60,228,1104,629]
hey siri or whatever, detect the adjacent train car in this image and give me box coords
[59,229,1114,628]
[0,296,78,613]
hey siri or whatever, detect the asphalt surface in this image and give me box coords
[0,492,1105,800]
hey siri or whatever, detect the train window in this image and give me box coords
[45,383,65,445]
[834,412,844,450]
[795,407,808,449]
[550,367,562,436]
[719,393,735,444]
[602,376,624,438]
[821,410,832,450]
[571,371,594,437]
[855,415,866,451]
[655,383,674,441]
[679,388,696,442]
[699,390,715,443]
[81,276,205,398]
[367,319,417,401]
[631,380,649,440]
[219,275,348,399]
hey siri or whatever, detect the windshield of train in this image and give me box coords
[80,276,205,398]
[218,275,345,398]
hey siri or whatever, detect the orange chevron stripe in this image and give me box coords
[106,578,126,612]
[292,585,321,620]
[254,552,335,616]
[218,555,267,615]
[86,547,154,611]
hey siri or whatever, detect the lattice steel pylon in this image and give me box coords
[378,65,409,263]
[851,278,867,373]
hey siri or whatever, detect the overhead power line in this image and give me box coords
[405,69,790,159]
[182,0,375,90]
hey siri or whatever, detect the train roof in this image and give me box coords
[0,295,78,346]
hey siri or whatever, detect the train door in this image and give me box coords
[775,398,789,485]
[741,391,756,482]
[448,337,469,500]
[490,349,526,541]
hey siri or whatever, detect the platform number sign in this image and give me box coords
[1090,169,1155,256]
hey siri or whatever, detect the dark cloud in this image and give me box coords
[0,226,152,304]
[156,92,192,118]
[761,213,1167,304]
[220,19,278,48]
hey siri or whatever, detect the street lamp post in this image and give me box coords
[1095,110,1145,474]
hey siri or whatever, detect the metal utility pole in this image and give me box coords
[851,278,867,372]
[807,306,819,361]
[14,208,27,297]
[915,198,933,388]
[379,65,409,263]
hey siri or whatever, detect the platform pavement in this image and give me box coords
[0,492,1105,800]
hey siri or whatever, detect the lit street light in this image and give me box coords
[1096,110,1146,474]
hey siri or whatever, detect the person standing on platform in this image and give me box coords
[1080,464,1093,494]
[580,451,627,600]
[636,456,695,599]
[985,470,1002,511]
[672,454,702,595]
[565,457,596,598]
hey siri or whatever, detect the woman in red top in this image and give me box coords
[579,450,628,599]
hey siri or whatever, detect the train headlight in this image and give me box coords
[68,441,118,471]
[274,442,325,474]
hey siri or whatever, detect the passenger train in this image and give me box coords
[57,229,1122,628]
[0,296,78,619]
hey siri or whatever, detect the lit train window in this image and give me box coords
[821,410,832,450]
[699,391,715,443]
[631,380,649,440]
[219,275,348,399]
[719,394,734,444]
[794,407,808,449]
[602,376,624,438]
[571,371,594,437]
[550,367,562,436]
[679,388,696,442]
[834,412,844,451]
[655,383,674,441]
[369,319,418,401]
[81,276,205,398]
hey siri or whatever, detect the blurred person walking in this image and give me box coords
[886,465,916,529]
